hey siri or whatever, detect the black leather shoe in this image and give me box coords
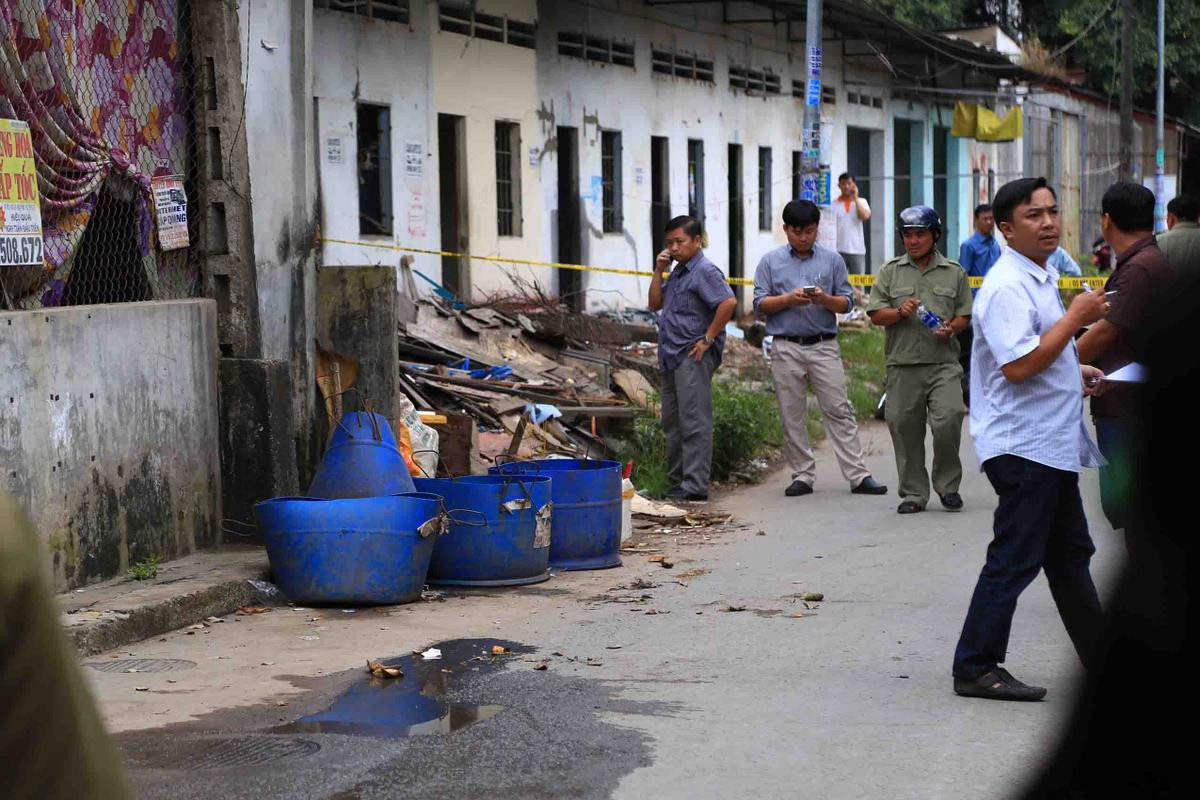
[954,667,1046,701]
[851,476,887,495]
[897,501,924,514]
[939,492,964,511]
[784,480,813,497]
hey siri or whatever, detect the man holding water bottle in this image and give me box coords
[867,206,974,514]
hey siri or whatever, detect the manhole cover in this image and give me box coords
[85,658,197,673]
[181,737,320,769]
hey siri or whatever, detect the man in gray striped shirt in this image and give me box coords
[953,178,1110,702]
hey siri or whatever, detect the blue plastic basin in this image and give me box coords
[489,459,621,571]
[307,411,416,499]
[414,475,553,586]
[254,492,443,604]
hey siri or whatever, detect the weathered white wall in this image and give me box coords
[0,301,221,591]
[431,0,543,301]
[309,0,999,308]
[313,5,438,273]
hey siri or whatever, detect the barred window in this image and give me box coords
[758,147,772,231]
[358,103,393,236]
[558,32,635,68]
[730,65,780,95]
[687,139,705,226]
[601,130,623,233]
[792,80,837,105]
[495,121,522,236]
[438,2,536,49]
[314,1,409,23]
[651,48,714,82]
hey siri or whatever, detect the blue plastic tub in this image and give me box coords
[254,492,444,605]
[414,475,553,587]
[308,411,416,499]
[489,459,622,571]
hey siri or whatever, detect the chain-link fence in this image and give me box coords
[0,0,201,310]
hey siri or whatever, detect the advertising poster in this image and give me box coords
[0,118,44,267]
[152,174,190,251]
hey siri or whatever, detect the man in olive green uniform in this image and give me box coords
[866,206,973,514]
[1158,194,1200,274]
[1,492,130,799]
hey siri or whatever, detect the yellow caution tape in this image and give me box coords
[320,238,1106,292]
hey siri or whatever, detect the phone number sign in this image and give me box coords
[0,118,45,267]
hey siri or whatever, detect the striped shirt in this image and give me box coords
[969,248,1103,473]
[658,251,735,371]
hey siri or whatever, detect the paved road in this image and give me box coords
[101,421,1123,799]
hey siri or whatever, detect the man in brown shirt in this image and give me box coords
[1078,182,1175,538]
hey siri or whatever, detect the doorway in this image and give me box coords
[847,127,872,270]
[651,136,671,263]
[438,113,468,298]
[727,143,744,301]
[557,126,582,310]
[893,119,914,255]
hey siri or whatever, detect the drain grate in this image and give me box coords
[85,658,197,673]
[181,737,321,770]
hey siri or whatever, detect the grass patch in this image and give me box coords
[621,328,886,497]
[127,554,161,581]
[621,381,782,498]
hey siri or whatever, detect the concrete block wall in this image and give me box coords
[0,300,221,591]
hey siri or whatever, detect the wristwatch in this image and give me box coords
[703,334,715,345]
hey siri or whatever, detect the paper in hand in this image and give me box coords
[1104,362,1147,384]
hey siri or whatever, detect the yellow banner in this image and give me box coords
[0,118,44,267]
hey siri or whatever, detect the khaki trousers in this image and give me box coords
[770,338,871,486]
[883,362,965,507]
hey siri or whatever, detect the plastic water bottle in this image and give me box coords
[916,303,942,330]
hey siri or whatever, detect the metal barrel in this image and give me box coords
[414,475,553,586]
[488,459,622,571]
[253,492,442,605]
[307,411,416,499]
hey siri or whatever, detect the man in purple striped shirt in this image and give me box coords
[649,216,737,502]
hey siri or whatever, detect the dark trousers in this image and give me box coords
[660,349,718,495]
[956,327,973,407]
[953,455,1104,679]
[1093,415,1136,532]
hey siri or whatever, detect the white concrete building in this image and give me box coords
[310,1,1039,310]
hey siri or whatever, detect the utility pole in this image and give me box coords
[1118,0,1135,182]
[1154,0,1166,231]
[800,1,829,233]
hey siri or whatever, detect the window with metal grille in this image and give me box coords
[438,3,535,48]
[822,85,836,105]
[558,32,635,67]
[358,103,393,235]
[495,121,522,236]
[601,130,623,233]
[651,48,714,82]
[315,1,410,23]
[687,139,705,226]
[758,147,772,230]
[730,65,779,95]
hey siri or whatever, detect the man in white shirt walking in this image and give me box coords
[833,173,870,275]
[952,177,1111,702]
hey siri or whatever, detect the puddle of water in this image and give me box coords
[273,638,522,739]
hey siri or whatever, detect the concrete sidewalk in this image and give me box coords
[59,545,270,656]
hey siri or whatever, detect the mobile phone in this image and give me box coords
[803,286,817,295]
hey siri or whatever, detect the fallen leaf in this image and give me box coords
[720,605,747,613]
[584,659,603,667]
[648,555,667,563]
[533,662,548,671]
[491,645,511,655]
[677,568,710,579]
[366,659,404,679]
[551,651,564,657]
[135,687,149,692]
[802,592,825,602]
[237,606,271,615]
[789,613,806,619]
[605,645,622,650]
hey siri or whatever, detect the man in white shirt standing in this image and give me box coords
[833,173,870,275]
[952,177,1111,702]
